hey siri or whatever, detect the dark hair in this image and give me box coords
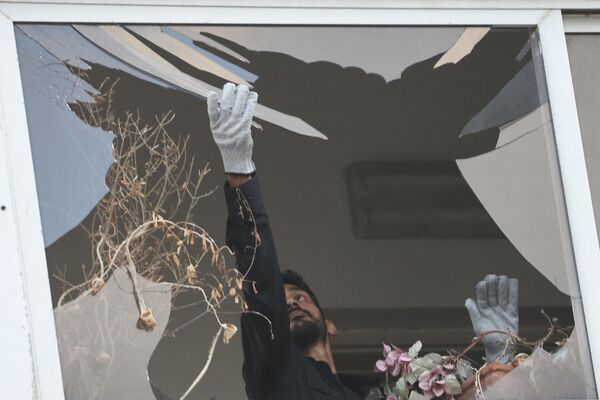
[281,269,324,316]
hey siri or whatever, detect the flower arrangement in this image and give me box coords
[368,341,463,400]
[367,313,574,400]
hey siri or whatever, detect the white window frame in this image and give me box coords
[1,2,599,398]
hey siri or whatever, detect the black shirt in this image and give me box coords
[224,177,364,400]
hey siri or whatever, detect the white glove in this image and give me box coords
[207,82,258,175]
[465,274,519,363]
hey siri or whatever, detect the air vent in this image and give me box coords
[345,162,504,238]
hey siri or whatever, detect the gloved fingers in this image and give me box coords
[498,275,509,309]
[242,91,259,125]
[465,298,481,325]
[476,280,488,309]
[206,91,220,125]
[485,274,498,307]
[232,85,250,117]
[220,82,237,116]
[508,278,519,314]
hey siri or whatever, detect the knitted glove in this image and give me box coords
[465,274,519,363]
[207,82,258,175]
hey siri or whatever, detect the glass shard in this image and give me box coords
[54,267,172,400]
[15,28,114,246]
[159,26,258,83]
[457,127,579,296]
[461,60,547,138]
[483,330,596,399]
[73,24,327,140]
[434,27,491,68]
[18,24,169,88]
[496,103,551,148]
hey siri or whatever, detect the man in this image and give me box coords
[207,82,519,399]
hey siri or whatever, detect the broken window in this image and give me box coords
[15,24,597,399]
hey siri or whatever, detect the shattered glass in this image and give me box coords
[71,24,326,139]
[54,267,172,400]
[17,28,114,246]
[483,330,596,399]
[456,30,580,297]
[434,27,491,69]
[15,24,597,399]
[456,124,575,295]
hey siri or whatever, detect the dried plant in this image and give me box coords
[56,78,265,398]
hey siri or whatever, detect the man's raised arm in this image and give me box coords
[207,83,290,399]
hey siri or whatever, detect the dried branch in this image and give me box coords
[57,79,271,398]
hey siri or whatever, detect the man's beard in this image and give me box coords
[290,317,327,352]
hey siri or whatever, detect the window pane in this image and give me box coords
[16,24,597,399]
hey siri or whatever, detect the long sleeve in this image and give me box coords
[224,176,290,399]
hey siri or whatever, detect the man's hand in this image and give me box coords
[207,82,258,175]
[465,274,519,363]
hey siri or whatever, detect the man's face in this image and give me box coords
[284,284,327,350]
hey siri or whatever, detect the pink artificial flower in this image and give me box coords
[387,395,398,400]
[418,365,451,399]
[375,343,412,377]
